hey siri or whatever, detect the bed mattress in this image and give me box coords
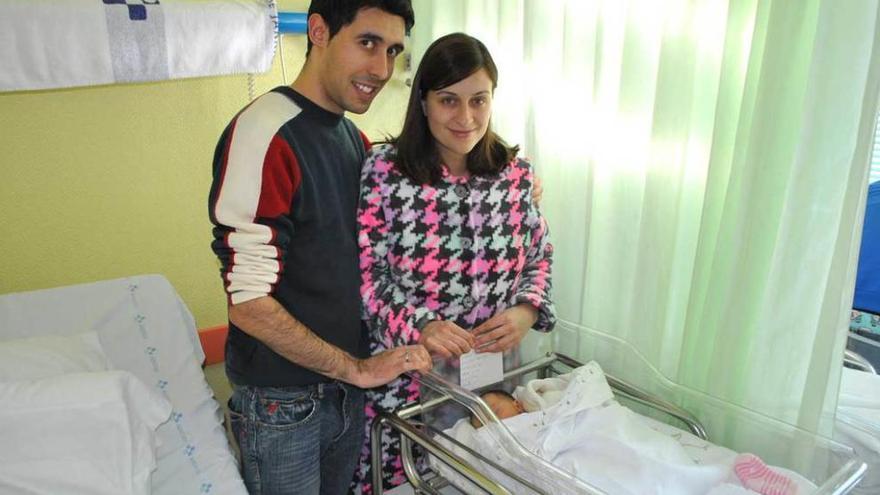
[0,275,246,495]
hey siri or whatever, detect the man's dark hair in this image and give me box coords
[389,33,519,185]
[306,0,415,56]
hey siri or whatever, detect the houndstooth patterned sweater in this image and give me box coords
[358,144,556,351]
[353,143,556,491]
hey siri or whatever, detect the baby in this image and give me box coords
[466,381,799,495]
[469,390,525,428]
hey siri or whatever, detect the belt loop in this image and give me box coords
[317,383,324,399]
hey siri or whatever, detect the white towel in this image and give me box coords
[0,0,277,92]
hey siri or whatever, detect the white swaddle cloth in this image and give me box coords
[435,362,816,494]
[500,363,735,494]
[0,0,276,92]
[514,372,571,411]
[513,361,613,414]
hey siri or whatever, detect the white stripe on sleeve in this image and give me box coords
[213,91,302,303]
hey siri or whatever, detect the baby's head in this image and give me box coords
[469,390,525,428]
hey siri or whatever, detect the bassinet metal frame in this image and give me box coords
[370,352,711,495]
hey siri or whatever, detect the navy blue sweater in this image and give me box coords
[209,87,369,387]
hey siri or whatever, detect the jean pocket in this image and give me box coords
[329,385,357,444]
[255,394,318,430]
[229,408,245,433]
[228,393,247,440]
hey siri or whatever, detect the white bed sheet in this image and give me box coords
[0,274,246,495]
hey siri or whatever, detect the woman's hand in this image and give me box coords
[419,320,475,359]
[473,304,538,353]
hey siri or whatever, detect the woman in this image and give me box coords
[353,32,556,492]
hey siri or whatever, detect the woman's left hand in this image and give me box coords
[472,304,538,353]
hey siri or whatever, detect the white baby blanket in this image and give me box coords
[0,0,277,92]
[436,362,816,494]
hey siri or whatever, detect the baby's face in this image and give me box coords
[484,393,524,420]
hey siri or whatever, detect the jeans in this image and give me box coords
[228,381,365,495]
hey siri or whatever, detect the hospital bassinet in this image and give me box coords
[370,329,867,495]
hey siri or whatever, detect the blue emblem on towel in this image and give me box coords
[101,0,169,82]
[103,0,160,21]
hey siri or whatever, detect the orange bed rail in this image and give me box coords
[198,325,228,366]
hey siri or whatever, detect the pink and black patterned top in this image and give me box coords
[353,144,556,492]
[357,143,556,355]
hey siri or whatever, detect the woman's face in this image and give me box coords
[423,68,494,169]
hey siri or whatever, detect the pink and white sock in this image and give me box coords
[733,453,797,495]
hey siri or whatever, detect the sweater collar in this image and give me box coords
[273,86,344,127]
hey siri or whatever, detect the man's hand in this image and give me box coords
[229,297,432,389]
[419,320,475,359]
[349,344,433,389]
[531,175,544,206]
[472,304,538,353]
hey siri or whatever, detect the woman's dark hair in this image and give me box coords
[306,0,415,56]
[391,33,519,185]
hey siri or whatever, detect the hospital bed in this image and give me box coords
[835,358,880,495]
[373,341,868,494]
[0,275,247,495]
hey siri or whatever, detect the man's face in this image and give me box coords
[317,8,406,114]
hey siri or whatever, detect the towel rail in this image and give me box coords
[278,12,307,34]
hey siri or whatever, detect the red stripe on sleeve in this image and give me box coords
[256,135,302,219]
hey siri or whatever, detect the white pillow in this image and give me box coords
[0,370,172,495]
[0,331,109,381]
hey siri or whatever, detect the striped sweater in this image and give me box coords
[209,86,370,387]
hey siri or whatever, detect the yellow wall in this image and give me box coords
[0,0,410,328]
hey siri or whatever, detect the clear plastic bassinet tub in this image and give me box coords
[369,328,866,495]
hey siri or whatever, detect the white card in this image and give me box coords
[459,351,504,390]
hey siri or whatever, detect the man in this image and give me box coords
[207,1,431,494]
